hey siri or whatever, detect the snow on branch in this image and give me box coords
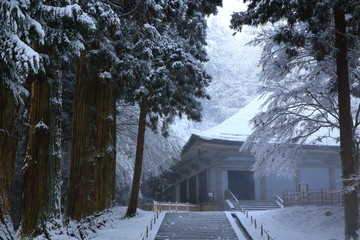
[239,21,355,177]
[343,174,360,194]
[35,120,50,130]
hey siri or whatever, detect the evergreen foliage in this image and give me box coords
[119,0,220,135]
[0,0,221,236]
[1,1,43,238]
[119,0,221,218]
[0,0,41,102]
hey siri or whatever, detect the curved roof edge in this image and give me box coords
[182,134,340,155]
[181,134,244,154]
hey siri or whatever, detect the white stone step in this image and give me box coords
[233,200,280,211]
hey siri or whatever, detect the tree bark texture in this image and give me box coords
[0,81,19,239]
[334,7,359,239]
[19,73,62,237]
[66,50,116,221]
[125,95,148,218]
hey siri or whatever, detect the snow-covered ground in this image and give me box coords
[33,207,165,240]
[95,207,165,240]
[108,206,343,240]
[236,206,344,240]
[40,205,343,239]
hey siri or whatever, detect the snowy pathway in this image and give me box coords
[154,211,245,239]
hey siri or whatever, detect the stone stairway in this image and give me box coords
[232,200,281,211]
[155,212,239,239]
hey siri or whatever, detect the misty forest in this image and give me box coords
[2,0,360,239]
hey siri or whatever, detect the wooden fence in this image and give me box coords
[152,201,200,212]
[283,189,343,207]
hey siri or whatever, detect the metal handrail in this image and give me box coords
[272,191,284,208]
[225,189,239,204]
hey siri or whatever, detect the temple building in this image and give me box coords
[158,97,342,204]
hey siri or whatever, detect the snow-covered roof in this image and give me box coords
[198,96,264,141]
[198,95,340,146]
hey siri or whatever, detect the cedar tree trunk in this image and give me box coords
[94,69,116,211]
[334,7,359,239]
[0,82,19,239]
[19,73,62,237]
[66,50,116,220]
[125,95,148,218]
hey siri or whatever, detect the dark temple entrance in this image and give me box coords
[228,170,255,200]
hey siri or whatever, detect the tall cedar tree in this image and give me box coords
[0,1,43,238]
[18,2,94,237]
[20,59,62,237]
[121,0,222,218]
[0,80,20,239]
[231,1,360,238]
[334,8,358,239]
[65,1,120,221]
